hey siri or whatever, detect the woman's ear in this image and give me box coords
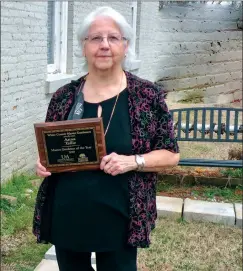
[124,41,129,56]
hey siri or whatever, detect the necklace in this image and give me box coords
[104,71,124,136]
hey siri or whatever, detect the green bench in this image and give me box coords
[170,107,243,168]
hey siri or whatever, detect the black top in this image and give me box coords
[50,89,133,252]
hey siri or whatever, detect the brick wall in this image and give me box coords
[1,2,50,182]
[148,2,242,104]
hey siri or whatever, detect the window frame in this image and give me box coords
[47,1,68,74]
[131,1,137,54]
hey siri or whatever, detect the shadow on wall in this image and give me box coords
[154,82,168,99]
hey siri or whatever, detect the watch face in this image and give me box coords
[135,155,140,165]
[136,155,144,166]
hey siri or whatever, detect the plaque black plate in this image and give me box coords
[43,127,99,167]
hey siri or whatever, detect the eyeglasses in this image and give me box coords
[84,33,127,45]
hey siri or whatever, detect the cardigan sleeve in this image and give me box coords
[152,86,179,153]
[45,84,74,122]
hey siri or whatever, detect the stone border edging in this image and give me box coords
[156,196,242,228]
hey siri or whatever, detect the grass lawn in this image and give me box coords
[1,172,242,271]
[138,218,242,271]
[2,233,51,271]
[1,174,51,271]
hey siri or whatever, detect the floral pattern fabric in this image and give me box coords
[33,71,179,248]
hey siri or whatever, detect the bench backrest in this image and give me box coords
[170,107,243,143]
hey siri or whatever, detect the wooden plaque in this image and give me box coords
[34,118,106,173]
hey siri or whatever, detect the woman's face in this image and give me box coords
[82,16,128,71]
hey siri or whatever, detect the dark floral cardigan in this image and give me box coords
[33,70,179,248]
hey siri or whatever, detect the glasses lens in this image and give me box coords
[90,35,103,43]
[107,35,121,43]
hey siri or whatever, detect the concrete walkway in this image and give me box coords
[34,196,242,271]
[35,250,96,271]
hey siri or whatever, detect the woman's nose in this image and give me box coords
[100,37,110,47]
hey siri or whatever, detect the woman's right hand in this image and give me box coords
[36,157,51,177]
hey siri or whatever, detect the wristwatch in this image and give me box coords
[135,154,145,171]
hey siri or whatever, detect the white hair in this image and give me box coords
[76,6,136,71]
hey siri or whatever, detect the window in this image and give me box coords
[47,1,68,74]
[131,1,137,54]
[127,1,141,71]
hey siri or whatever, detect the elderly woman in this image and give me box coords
[33,6,179,271]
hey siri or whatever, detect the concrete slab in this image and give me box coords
[45,245,56,261]
[35,259,97,271]
[234,203,242,228]
[184,198,235,226]
[45,245,96,264]
[156,196,183,219]
[34,259,59,271]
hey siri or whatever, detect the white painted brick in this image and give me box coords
[1,56,18,64]
[204,93,234,104]
[13,120,26,129]
[1,33,13,40]
[205,80,242,96]
[157,31,242,42]
[157,20,236,33]
[233,90,243,101]
[159,71,242,92]
[157,50,242,68]
[1,1,48,182]
[217,93,235,104]
[9,144,18,153]
[2,2,46,13]
[157,61,242,80]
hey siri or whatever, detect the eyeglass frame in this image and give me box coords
[84,33,128,45]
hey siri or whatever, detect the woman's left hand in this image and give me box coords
[100,152,137,176]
